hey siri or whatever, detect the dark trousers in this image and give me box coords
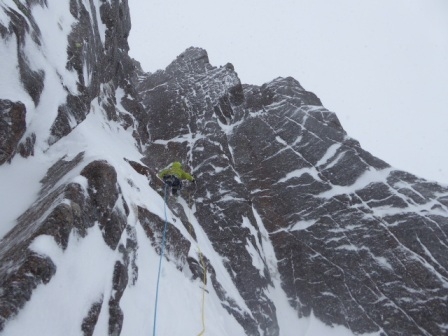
[163,175,182,195]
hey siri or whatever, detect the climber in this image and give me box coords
[158,161,195,195]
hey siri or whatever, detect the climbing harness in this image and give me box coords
[152,183,169,336]
[163,175,182,195]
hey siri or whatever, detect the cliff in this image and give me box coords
[0,1,447,335]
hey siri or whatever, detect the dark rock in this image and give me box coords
[0,155,128,330]
[0,253,56,331]
[138,47,280,335]
[187,256,204,282]
[108,261,128,336]
[0,154,87,328]
[18,132,36,158]
[209,266,261,336]
[122,226,138,285]
[38,203,74,250]
[0,99,26,164]
[5,7,45,105]
[80,160,128,249]
[81,299,103,336]
[138,206,190,270]
[124,158,150,176]
[111,261,128,302]
[49,0,100,143]
[136,46,448,335]
[108,301,123,336]
[50,0,142,145]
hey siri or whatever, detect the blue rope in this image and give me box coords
[153,183,169,336]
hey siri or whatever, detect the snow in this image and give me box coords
[0,155,49,240]
[275,135,287,146]
[2,0,79,150]
[0,36,32,104]
[4,227,117,336]
[0,37,81,232]
[250,206,373,336]
[276,167,320,184]
[32,1,78,94]
[289,219,316,232]
[0,4,10,25]
[120,197,252,335]
[48,99,141,164]
[318,167,394,199]
[335,244,359,252]
[177,198,254,316]
[244,237,265,277]
[216,115,244,135]
[371,255,393,271]
[1,97,148,238]
[316,143,341,167]
[87,0,107,45]
[121,222,246,335]
[241,217,266,276]
[323,150,346,170]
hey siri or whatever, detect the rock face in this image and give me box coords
[1,1,448,335]
[231,81,448,335]
[136,47,448,335]
[49,0,138,144]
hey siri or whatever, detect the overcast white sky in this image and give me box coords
[128,0,448,184]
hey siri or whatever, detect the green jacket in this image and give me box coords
[158,162,194,181]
